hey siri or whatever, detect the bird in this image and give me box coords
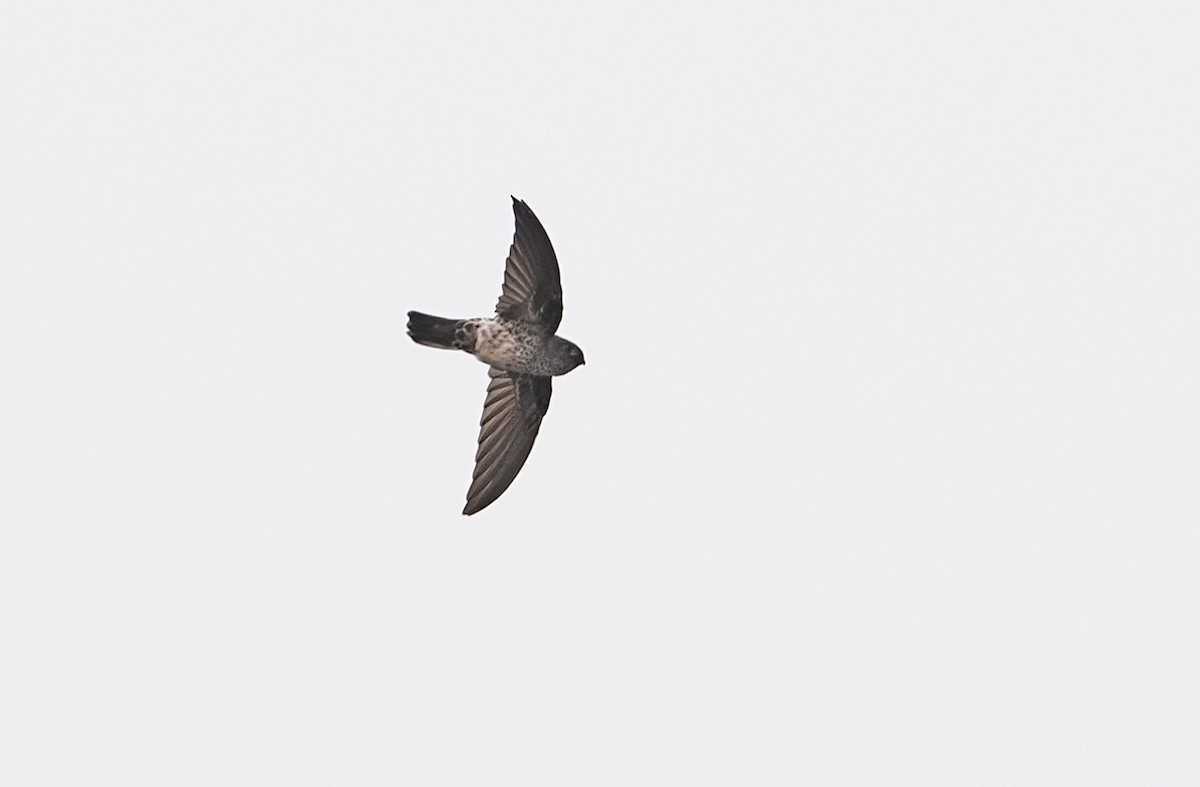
[407,197,585,515]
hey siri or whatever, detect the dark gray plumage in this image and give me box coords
[407,198,584,515]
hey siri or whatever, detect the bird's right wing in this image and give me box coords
[463,367,553,515]
[495,197,563,332]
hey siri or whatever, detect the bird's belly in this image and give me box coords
[474,320,533,371]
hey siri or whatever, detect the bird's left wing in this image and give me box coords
[463,367,553,515]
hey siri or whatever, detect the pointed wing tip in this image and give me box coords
[463,474,506,516]
[462,495,493,516]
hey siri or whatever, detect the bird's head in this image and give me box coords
[549,336,586,374]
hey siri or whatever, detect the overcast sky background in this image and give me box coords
[2,1,1198,784]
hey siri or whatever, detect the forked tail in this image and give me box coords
[406,311,462,349]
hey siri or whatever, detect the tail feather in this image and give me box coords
[407,311,462,349]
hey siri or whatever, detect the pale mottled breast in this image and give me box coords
[468,318,548,373]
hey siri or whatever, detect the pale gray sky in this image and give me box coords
[2,1,1198,784]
